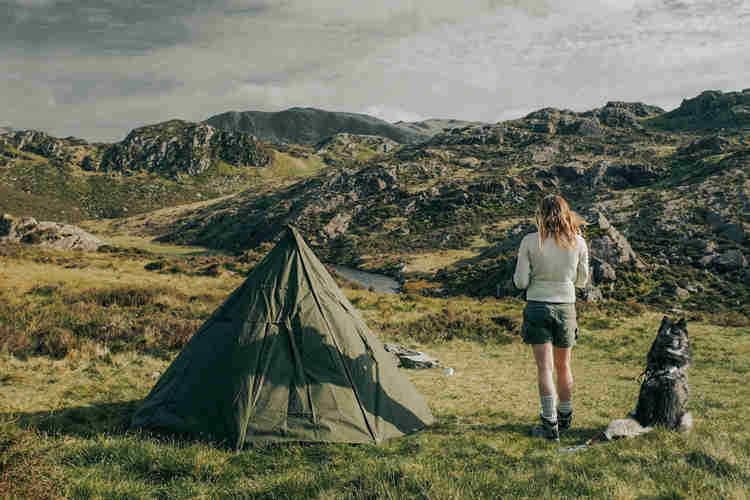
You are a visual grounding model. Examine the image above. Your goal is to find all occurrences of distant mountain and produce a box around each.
[648,89,750,130]
[394,119,489,136]
[0,126,15,135]
[204,107,430,145]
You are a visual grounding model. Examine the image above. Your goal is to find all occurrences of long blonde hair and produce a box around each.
[535,194,583,250]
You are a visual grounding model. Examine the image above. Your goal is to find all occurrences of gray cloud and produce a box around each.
[2,0,749,141]
[2,0,227,53]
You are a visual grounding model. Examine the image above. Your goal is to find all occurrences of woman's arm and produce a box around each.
[574,239,589,288]
[513,235,531,290]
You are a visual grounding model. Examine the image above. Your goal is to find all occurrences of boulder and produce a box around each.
[604,163,662,188]
[323,212,352,239]
[714,250,747,271]
[698,254,717,268]
[703,210,724,228]
[596,105,641,129]
[560,117,605,137]
[589,212,646,269]
[685,238,717,255]
[552,164,587,182]
[579,284,603,303]
[0,213,102,251]
[592,257,617,283]
[678,135,730,155]
[384,344,440,369]
[586,162,608,188]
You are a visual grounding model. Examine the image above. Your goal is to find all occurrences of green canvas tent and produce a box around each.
[131,226,434,447]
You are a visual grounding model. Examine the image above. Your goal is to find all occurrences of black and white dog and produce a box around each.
[604,316,693,440]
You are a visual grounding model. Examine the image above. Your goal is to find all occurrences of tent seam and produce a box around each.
[293,229,377,442]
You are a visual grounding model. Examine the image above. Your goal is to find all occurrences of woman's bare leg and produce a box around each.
[553,346,573,403]
[532,343,555,397]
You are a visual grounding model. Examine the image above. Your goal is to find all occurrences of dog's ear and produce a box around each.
[676,317,686,328]
[660,316,671,329]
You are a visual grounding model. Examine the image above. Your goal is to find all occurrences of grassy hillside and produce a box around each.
[1,241,748,499]
[0,147,328,223]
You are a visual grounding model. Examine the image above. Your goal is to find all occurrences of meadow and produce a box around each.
[1,241,748,499]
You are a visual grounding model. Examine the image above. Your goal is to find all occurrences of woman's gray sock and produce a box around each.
[541,395,556,421]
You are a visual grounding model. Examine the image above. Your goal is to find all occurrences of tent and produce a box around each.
[131,225,434,447]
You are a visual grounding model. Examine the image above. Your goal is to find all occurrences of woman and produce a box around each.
[513,194,589,441]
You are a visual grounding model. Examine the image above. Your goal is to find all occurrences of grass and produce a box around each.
[1,242,749,499]
[261,151,327,180]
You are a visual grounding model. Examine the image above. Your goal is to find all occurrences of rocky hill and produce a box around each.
[99,120,272,177]
[0,129,102,169]
[648,89,750,131]
[314,133,400,166]
[157,91,749,316]
[0,120,273,177]
[394,119,489,136]
[204,107,430,145]
[0,121,307,221]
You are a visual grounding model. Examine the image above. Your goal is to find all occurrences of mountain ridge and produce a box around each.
[204,107,431,145]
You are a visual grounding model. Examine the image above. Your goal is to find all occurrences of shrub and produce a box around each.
[69,286,171,308]
[36,327,78,358]
[380,306,517,344]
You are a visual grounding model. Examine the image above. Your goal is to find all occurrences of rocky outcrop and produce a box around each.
[204,107,429,145]
[429,100,662,148]
[427,124,506,146]
[678,135,731,156]
[100,120,271,177]
[394,119,488,137]
[714,249,747,271]
[652,89,750,130]
[0,213,102,251]
[323,212,353,239]
[0,130,94,167]
[604,163,664,188]
[584,101,664,130]
[315,133,399,161]
[589,212,646,269]
[560,117,606,137]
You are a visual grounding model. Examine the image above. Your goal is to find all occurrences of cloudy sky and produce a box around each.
[2,0,749,142]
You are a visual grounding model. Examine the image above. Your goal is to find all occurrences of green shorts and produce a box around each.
[521,301,578,348]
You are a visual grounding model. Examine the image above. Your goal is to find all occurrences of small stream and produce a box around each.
[328,264,401,294]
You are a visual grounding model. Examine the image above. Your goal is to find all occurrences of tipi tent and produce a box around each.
[131,226,434,447]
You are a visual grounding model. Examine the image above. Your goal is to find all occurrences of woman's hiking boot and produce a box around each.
[530,415,560,441]
[557,410,573,432]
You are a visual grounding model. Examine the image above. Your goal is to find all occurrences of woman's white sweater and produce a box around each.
[513,232,589,303]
